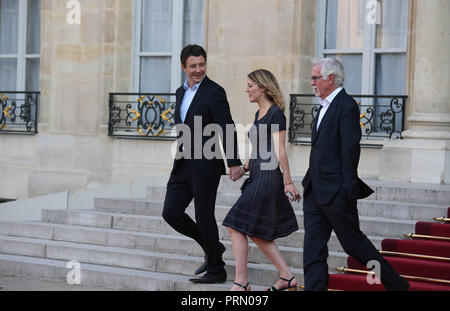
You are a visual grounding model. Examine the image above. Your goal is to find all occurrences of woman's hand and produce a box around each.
[285,183,301,202]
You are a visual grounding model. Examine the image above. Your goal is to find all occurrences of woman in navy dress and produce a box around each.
[222,69,300,291]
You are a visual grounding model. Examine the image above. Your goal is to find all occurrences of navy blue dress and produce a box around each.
[222,105,299,241]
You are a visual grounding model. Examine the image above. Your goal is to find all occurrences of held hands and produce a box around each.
[285,183,301,202]
[229,166,246,181]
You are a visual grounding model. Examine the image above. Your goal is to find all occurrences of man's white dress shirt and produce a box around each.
[180,79,203,123]
[316,86,343,130]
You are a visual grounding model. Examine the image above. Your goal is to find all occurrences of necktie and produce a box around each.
[313,105,323,136]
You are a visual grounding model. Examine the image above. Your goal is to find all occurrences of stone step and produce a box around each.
[4,176,446,292]
[99,194,449,222]
[0,234,306,287]
[367,180,450,206]
[91,200,416,238]
[212,176,450,205]
[3,176,446,292]
[0,274,115,291]
[0,253,266,291]
[42,208,400,246]
[0,219,348,270]
[0,216,363,258]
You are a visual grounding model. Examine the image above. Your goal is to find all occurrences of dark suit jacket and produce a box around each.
[172,75,241,176]
[302,88,373,205]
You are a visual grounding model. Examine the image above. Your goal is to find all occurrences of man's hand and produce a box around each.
[229,166,245,181]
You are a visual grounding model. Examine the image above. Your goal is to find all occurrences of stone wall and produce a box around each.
[1,0,448,200]
[380,0,450,184]
[205,0,317,177]
[1,0,133,199]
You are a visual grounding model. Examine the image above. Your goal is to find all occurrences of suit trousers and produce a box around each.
[162,159,225,274]
[302,185,406,291]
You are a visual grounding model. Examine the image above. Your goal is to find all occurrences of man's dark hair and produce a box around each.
[180,44,207,67]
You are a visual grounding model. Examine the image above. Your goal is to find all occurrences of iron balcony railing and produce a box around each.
[108,92,176,139]
[0,91,39,134]
[288,94,407,147]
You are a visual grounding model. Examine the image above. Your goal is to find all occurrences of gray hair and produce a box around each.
[312,58,345,87]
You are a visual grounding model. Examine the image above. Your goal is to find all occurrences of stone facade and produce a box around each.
[380,0,450,184]
[0,0,449,200]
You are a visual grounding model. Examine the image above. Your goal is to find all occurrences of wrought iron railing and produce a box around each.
[288,94,407,147]
[108,92,176,139]
[0,91,39,134]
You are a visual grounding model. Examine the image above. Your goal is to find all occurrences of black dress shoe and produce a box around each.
[389,278,410,291]
[194,259,208,275]
[189,271,227,284]
[194,243,226,275]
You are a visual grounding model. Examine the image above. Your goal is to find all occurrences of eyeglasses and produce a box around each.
[311,75,325,82]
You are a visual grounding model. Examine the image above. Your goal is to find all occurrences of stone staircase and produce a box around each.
[0,176,449,291]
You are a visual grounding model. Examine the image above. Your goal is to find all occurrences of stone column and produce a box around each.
[380,0,450,184]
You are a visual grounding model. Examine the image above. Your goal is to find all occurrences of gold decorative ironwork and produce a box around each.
[3,105,12,118]
[357,101,366,128]
[137,95,146,104]
[160,108,172,123]
[0,94,8,131]
[155,127,166,136]
[0,92,39,134]
[108,92,175,139]
[129,109,141,122]
[288,94,407,144]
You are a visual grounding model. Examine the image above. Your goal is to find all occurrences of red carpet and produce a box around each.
[329,273,450,291]
[415,222,450,238]
[328,206,450,291]
[347,255,450,281]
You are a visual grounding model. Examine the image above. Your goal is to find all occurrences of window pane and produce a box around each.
[183,0,204,46]
[141,0,173,52]
[376,0,409,49]
[0,0,18,54]
[374,53,406,135]
[325,0,364,49]
[326,53,362,94]
[27,0,41,54]
[182,0,204,83]
[0,59,17,90]
[375,54,406,94]
[26,58,40,91]
[140,57,171,93]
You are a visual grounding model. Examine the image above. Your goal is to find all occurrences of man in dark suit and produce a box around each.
[162,45,243,284]
[301,58,409,291]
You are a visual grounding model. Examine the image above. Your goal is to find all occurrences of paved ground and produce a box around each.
[0,274,115,291]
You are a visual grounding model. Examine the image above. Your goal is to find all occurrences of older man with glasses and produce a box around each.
[301,57,410,291]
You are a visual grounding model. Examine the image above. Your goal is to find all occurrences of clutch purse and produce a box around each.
[240,177,252,194]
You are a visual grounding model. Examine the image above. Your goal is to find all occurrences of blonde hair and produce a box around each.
[248,69,286,112]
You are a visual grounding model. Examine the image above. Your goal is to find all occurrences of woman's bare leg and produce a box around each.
[227,227,251,291]
[250,236,297,290]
